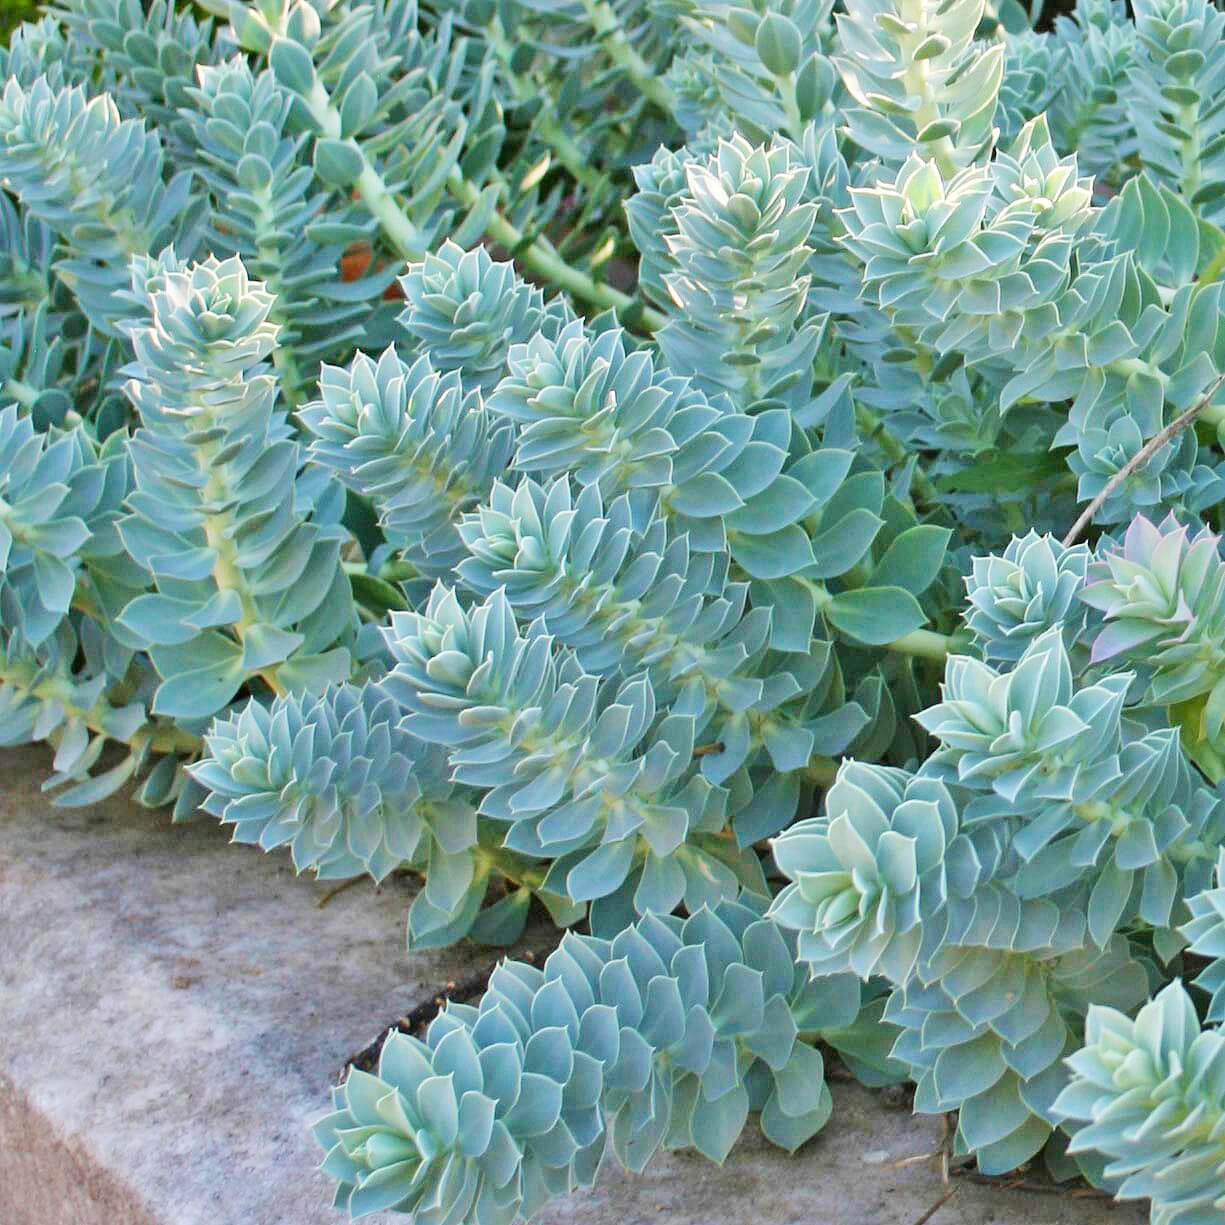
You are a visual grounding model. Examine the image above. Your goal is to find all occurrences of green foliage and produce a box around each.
[7,3,1225,1223]
[0,2,37,39]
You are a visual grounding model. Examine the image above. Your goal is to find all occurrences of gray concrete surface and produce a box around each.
[0,743,1147,1225]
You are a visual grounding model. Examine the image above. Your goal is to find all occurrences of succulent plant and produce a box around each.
[656,135,822,414]
[115,254,354,719]
[916,628,1130,802]
[9,3,1225,1221]
[0,75,202,334]
[894,919,1149,1174]
[1083,513,1225,706]
[770,762,984,982]
[1180,850,1225,1023]
[397,242,574,395]
[192,682,460,882]
[963,532,1092,663]
[318,900,899,1221]
[382,584,764,925]
[303,347,514,579]
[1056,980,1225,1224]
[0,403,128,646]
[181,56,386,403]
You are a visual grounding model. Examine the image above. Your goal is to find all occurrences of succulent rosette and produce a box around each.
[964,531,1091,663]
[770,762,972,982]
[1055,980,1225,1225]
[1180,849,1225,1022]
[192,682,458,881]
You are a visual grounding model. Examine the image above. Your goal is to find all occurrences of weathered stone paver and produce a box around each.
[0,744,1146,1225]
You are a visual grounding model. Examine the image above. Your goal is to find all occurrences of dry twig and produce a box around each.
[910,1185,960,1225]
[316,876,366,908]
[1063,372,1225,546]
[951,1169,1113,1200]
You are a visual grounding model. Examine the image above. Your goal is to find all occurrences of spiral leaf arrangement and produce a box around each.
[4,3,1225,1222]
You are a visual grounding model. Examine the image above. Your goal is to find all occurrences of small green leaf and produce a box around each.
[755,13,803,76]
[825,586,926,645]
[268,36,316,95]
[338,72,378,139]
[236,153,272,192]
[794,53,835,119]
[913,34,951,60]
[916,118,960,142]
[934,452,1068,494]
[349,571,410,617]
[870,525,951,595]
[314,138,364,188]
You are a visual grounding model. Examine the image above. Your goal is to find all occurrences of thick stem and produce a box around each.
[580,0,675,113]
[352,161,428,261]
[4,376,38,409]
[887,626,960,661]
[1100,358,1225,429]
[1178,100,1203,206]
[298,74,661,326]
[486,18,605,196]
[496,554,834,778]
[1110,356,1169,384]
[806,579,960,661]
[856,402,941,507]
[477,845,548,894]
[253,192,307,409]
[773,71,805,144]
[299,82,430,260]
[196,426,286,696]
[447,168,667,328]
[900,47,958,178]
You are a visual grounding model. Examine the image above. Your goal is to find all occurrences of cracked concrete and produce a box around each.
[0,744,1146,1225]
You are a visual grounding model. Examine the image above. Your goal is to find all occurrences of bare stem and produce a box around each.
[581,0,675,112]
[446,169,667,329]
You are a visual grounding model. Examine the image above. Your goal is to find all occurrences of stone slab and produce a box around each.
[0,744,1147,1225]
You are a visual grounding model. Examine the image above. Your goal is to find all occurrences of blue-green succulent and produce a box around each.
[1181,850,1225,1023]
[1055,980,1225,1224]
[116,254,354,720]
[770,762,982,982]
[317,900,900,1220]
[397,242,574,395]
[192,682,458,882]
[5,3,1225,1222]
[382,584,765,925]
[963,531,1092,663]
[303,347,514,580]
